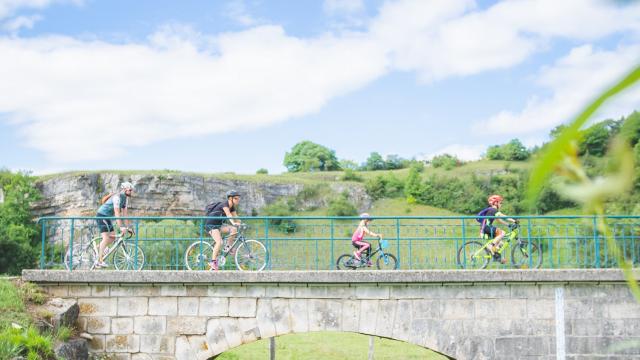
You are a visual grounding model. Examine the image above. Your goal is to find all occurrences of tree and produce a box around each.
[256,168,268,175]
[485,145,503,160]
[431,154,461,170]
[502,139,530,161]
[579,119,620,156]
[620,111,640,146]
[283,141,341,172]
[385,154,405,170]
[0,170,41,274]
[365,152,386,171]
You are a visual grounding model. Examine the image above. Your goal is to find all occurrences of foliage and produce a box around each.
[0,327,55,360]
[364,152,386,171]
[365,173,404,200]
[339,159,359,171]
[485,139,530,161]
[256,168,268,175]
[430,154,462,170]
[326,194,357,217]
[260,200,297,233]
[283,141,341,172]
[340,169,363,182]
[527,63,640,303]
[578,119,620,156]
[0,170,41,274]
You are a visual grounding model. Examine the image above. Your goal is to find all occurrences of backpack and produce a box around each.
[476,207,493,223]
[205,201,222,215]
[100,192,115,205]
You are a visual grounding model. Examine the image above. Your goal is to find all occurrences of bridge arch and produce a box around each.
[23,269,640,360]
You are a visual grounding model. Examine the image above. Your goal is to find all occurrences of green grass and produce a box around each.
[0,278,30,330]
[217,332,447,360]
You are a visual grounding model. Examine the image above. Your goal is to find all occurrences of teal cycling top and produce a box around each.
[97,192,128,216]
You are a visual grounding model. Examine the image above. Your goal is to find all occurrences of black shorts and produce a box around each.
[205,219,224,233]
[97,214,114,233]
[482,225,497,238]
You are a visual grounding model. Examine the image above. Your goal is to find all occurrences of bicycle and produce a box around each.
[184,223,268,271]
[456,222,542,269]
[64,229,145,270]
[336,237,398,270]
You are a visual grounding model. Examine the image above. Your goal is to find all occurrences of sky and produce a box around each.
[1,0,640,175]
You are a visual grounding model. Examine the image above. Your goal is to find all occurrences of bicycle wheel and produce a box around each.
[185,241,214,270]
[113,242,145,270]
[457,241,490,269]
[235,240,267,271]
[376,253,398,270]
[64,241,96,270]
[336,254,358,270]
[511,241,542,269]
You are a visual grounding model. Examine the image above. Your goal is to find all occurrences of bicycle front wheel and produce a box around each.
[64,241,97,270]
[113,243,145,270]
[457,241,490,269]
[235,240,267,271]
[336,254,357,270]
[185,241,214,270]
[511,241,542,269]
[376,253,398,270]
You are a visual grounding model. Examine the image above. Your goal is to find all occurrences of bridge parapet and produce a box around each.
[22,269,640,360]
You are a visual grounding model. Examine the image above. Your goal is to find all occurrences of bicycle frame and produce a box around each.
[472,224,519,259]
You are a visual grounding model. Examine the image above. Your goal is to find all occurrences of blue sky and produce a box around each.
[1,0,640,175]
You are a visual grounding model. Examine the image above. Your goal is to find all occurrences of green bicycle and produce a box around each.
[64,229,145,270]
[456,223,542,269]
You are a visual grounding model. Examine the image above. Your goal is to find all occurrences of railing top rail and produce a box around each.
[36,215,640,222]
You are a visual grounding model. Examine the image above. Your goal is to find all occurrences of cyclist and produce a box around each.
[205,190,242,270]
[95,182,134,268]
[478,194,518,263]
[351,213,382,266]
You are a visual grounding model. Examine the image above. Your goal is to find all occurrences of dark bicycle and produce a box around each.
[456,223,542,269]
[184,223,267,271]
[336,237,398,270]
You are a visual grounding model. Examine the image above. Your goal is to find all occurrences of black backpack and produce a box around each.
[476,207,493,223]
[205,201,222,215]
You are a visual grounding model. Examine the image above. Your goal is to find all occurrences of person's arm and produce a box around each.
[362,226,382,238]
[223,207,240,226]
[496,211,516,225]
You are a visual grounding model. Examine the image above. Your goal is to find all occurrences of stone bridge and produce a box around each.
[22,269,640,360]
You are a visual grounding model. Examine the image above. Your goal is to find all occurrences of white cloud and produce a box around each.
[2,14,40,33]
[371,0,640,82]
[0,26,388,162]
[476,44,640,135]
[224,0,262,27]
[2,0,640,163]
[0,0,81,19]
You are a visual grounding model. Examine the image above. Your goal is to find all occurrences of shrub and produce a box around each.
[431,154,462,170]
[327,196,358,217]
[256,168,268,175]
[340,169,363,182]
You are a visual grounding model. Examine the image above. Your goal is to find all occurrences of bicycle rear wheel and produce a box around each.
[185,241,214,270]
[511,241,542,269]
[64,240,97,270]
[113,243,145,270]
[235,240,267,271]
[376,253,398,270]
[336,254,358,270]
[457,241,490,269]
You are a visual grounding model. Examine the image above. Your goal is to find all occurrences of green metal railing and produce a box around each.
[37,215,640,270]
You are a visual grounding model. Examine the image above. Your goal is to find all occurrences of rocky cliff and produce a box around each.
[32,172,371,217]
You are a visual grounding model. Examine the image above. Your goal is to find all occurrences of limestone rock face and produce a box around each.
[32,173,372,217]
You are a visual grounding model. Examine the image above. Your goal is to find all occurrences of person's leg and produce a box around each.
[96,219,115,266]
[353,240,370,260]
[221,225,237,250]
[209,228,223,270]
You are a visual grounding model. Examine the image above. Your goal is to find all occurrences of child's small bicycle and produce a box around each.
[64,229,145,270]
[336,237,398,270]
[456,223,542,269]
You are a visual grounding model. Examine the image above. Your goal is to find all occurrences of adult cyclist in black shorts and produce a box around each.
[205,190,241,270]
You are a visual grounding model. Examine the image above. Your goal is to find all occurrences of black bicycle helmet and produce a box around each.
[226,190,240,198]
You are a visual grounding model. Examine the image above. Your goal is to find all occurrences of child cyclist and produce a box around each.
[479,194,518,263]
[352,213,382,265]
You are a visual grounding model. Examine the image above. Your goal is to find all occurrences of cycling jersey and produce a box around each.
[97,192,128,216]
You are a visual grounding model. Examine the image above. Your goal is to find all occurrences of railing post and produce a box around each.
[134,218,139,270]
[199,218,205,270]
[330,218,334,270]
[69,219,75,271]
[593,216,600,268]
[396,218,401,269]
[40,220,46,269]
[527,217,535,268]
[460,218,466,269]
[265,218,271,270]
